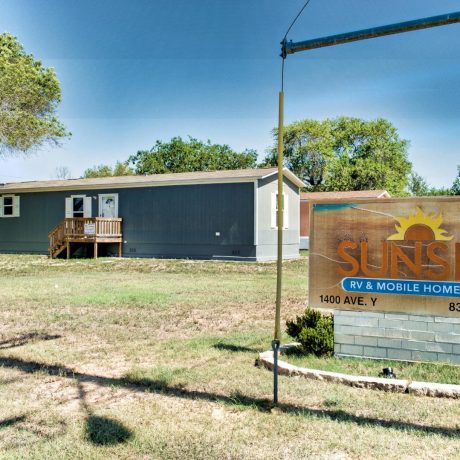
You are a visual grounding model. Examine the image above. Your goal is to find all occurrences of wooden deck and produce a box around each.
[48,217,123,259]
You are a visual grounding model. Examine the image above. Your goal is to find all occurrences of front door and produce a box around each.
[99,194,118,218]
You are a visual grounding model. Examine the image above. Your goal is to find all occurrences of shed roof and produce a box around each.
[301,190,390,201]
[0,167,305,193]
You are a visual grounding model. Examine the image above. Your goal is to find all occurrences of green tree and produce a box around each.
[113,161,135,176]
[262,117,412,195]
[408,172,430,196]
[83,161,134,178]
[262,119,335,188]
[408,171,453,196]
[425,187,453,196]
[127,136,257,175]
[451,165,460,195]
[0,34,69,155]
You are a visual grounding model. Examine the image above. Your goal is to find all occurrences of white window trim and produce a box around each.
[0,194,20,218]
[98,193,119,218]
[271,192,289,230]
[65,195,92,218]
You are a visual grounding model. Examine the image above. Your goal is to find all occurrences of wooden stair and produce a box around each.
[48,217,123,259]
[51,241,68,259]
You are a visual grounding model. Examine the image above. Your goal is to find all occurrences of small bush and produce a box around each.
[286,308,334,357]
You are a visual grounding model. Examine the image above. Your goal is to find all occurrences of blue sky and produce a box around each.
[1,0,459,187]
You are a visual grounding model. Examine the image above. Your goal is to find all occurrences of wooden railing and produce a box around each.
[48,221,66,252]
[48,217,122,257]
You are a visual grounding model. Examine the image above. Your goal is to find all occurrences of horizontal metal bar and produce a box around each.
[283,11,460,56]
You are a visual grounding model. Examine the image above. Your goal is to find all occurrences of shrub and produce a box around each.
[286,308,334,357]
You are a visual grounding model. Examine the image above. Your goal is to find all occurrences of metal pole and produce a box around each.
[274,90,284,342]
[283,11,460,56]
[272,339,280,405]
[272,90,284,405]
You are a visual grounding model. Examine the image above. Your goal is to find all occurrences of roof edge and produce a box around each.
[300,189,391,200]
[0,167,307,193]
[261,168,306,188]
[0,176,259,194]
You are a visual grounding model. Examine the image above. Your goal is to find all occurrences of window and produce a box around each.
[65,195,92,218]
[73,197,84,217]
[0,195,20,218]
[271,192,289,229]
[3,197,13,216]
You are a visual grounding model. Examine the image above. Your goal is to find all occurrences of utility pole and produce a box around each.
[272,10,460,405]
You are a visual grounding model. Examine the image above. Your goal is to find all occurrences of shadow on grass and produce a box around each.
[75,377,133,446]
[0,332,61,350]
[85,415,132,445]
[281,346,305,357]
[213,343,260,353]
[0,415,26,429]
[1,355,459,439]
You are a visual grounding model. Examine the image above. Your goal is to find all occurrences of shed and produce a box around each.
[0,167,304,261]
[300,190,390,249]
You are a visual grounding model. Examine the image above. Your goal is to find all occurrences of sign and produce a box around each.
[84,223,96,235]
[309,198,460,317]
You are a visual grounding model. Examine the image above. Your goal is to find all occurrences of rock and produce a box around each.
[258,348,460,399]
[408,381,460,398]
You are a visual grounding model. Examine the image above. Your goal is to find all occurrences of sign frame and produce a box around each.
[309,196,460,317]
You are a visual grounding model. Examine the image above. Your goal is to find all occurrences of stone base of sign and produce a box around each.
[299,236,309,250]
[258,346,460,398]
[334,310,460,365]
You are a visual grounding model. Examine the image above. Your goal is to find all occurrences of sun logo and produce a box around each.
[387,207,453,241]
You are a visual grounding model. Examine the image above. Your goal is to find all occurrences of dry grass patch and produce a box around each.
[0,254,459,459]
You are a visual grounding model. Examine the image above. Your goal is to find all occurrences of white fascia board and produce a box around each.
[260,168,306,188]
[377,191,391,198]
[0,177,257,194]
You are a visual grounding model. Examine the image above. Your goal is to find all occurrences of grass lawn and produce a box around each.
[0,254,460,459]
[284,351,460,385]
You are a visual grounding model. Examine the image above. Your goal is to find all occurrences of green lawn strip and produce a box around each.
[122,330,273,388]
[283,351,460,385]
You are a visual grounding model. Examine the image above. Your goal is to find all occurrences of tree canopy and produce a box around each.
[407,172,453,196]
[451,165,460,196]
[0,34,69,155]
[127,136,257,175]
[83,161,134,178]
[262,117,412,195]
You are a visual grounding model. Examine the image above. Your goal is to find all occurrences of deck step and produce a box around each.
[50,242,66,259]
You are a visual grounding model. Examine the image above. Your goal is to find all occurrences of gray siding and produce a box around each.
[120,183,255,259]
[256,176,300,261]
[0,182,256,260]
